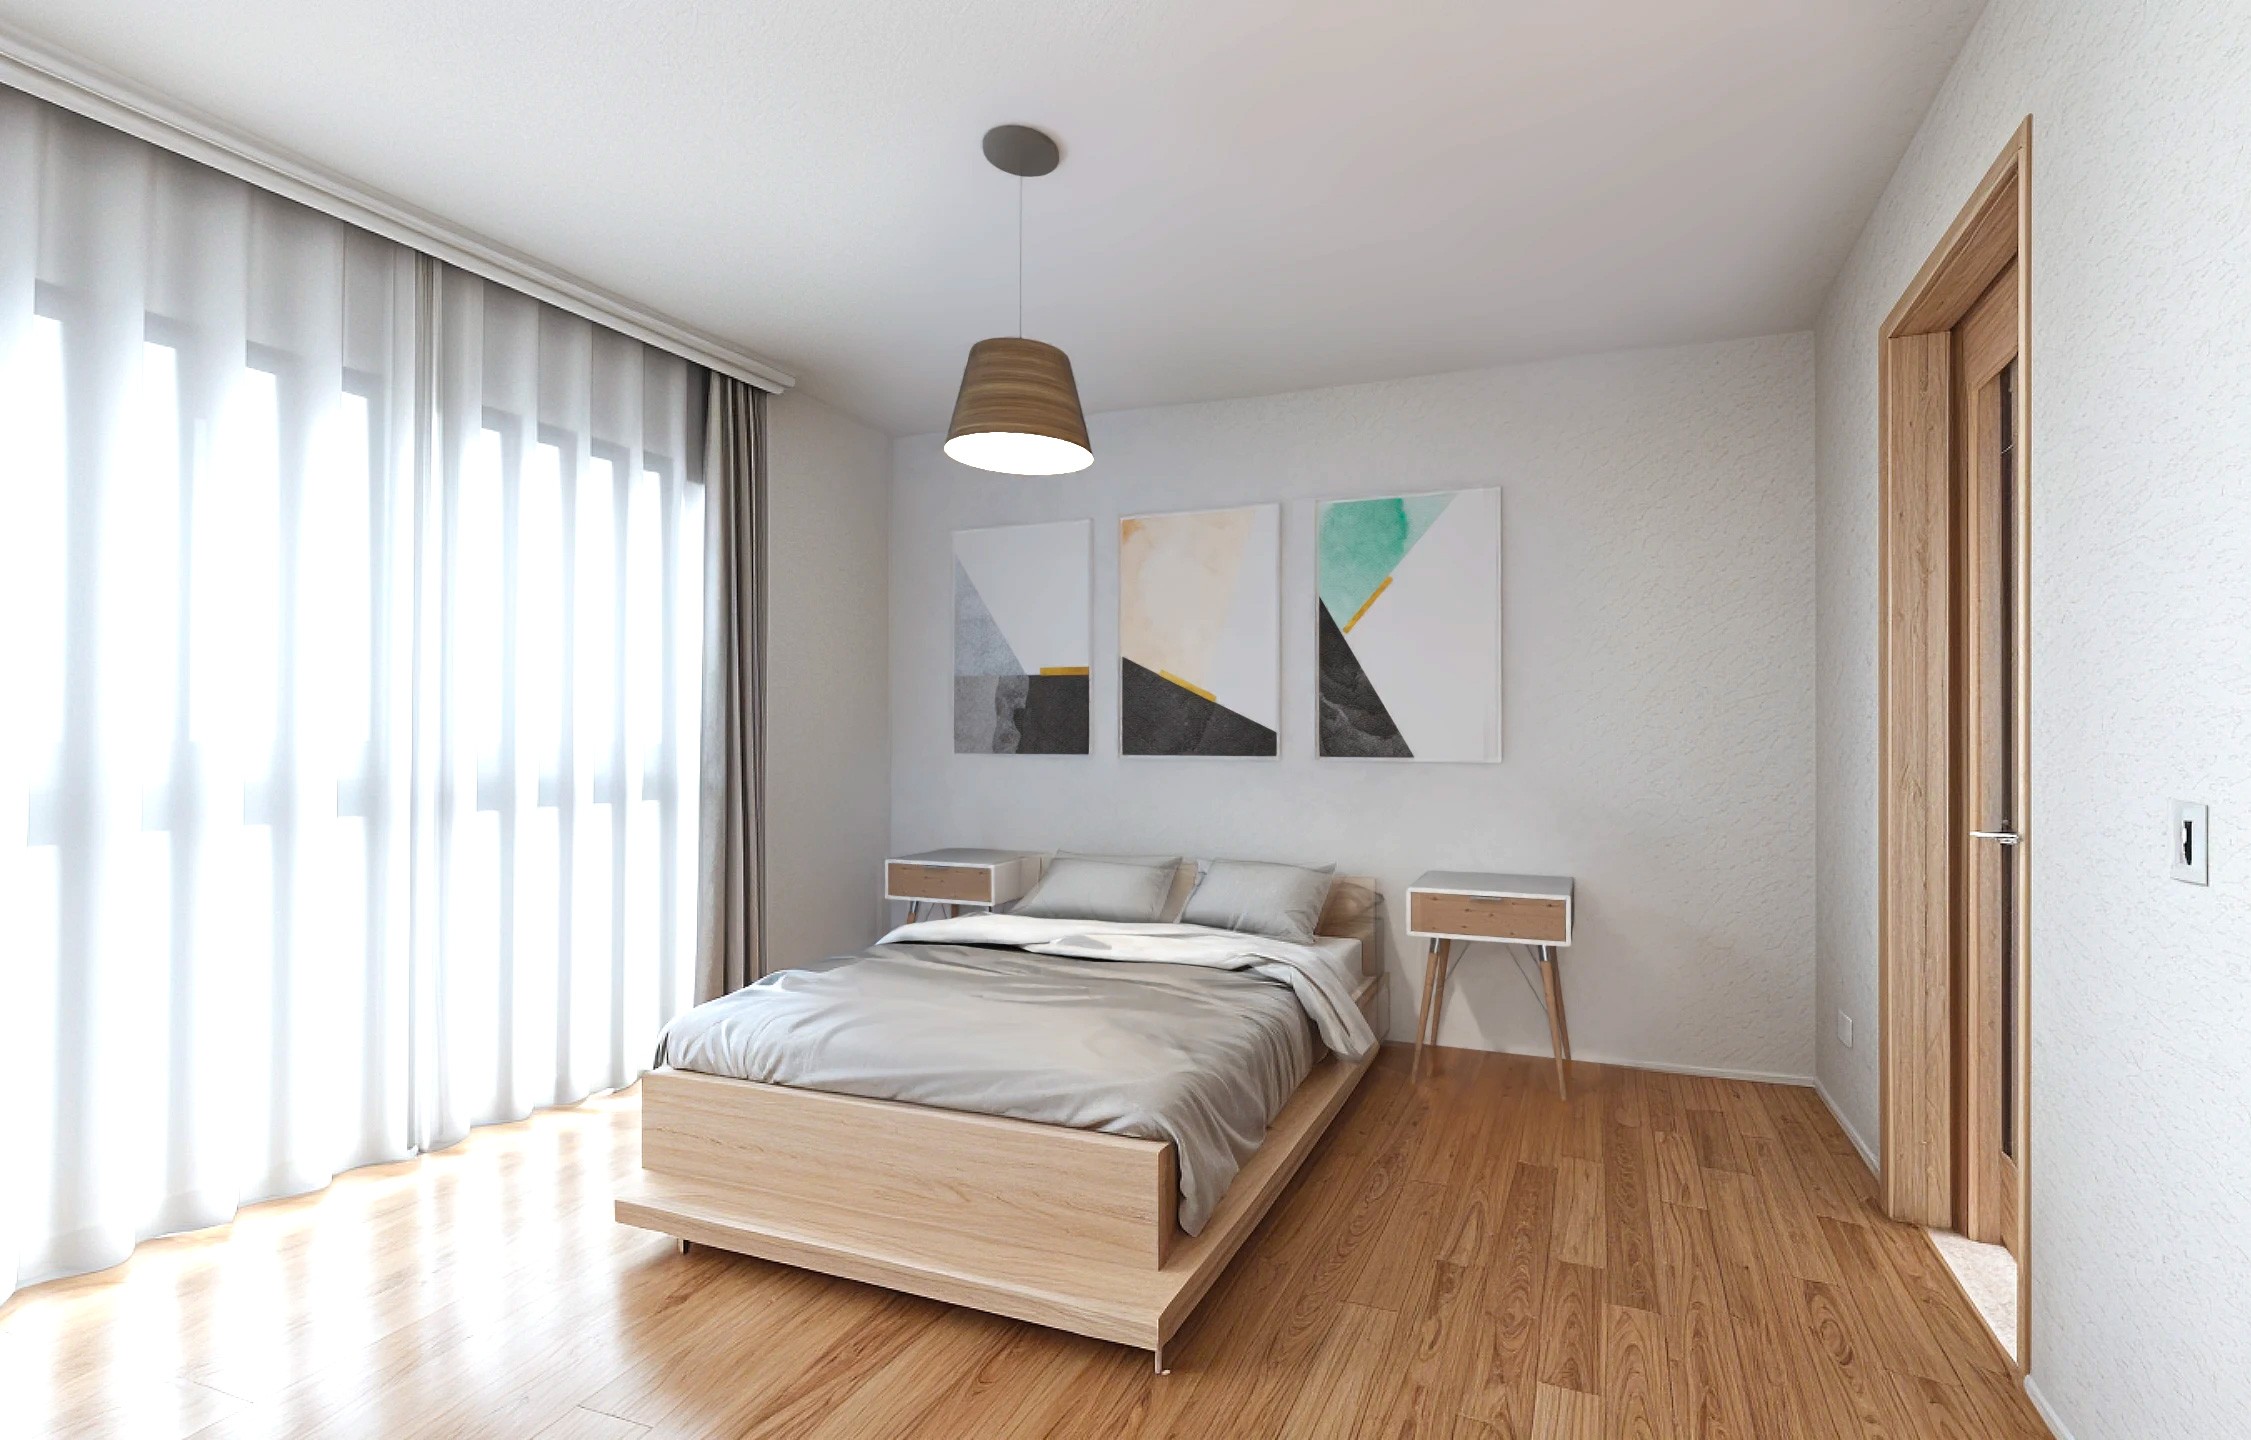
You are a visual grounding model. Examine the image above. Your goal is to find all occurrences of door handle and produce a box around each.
[1970,829,2020,846]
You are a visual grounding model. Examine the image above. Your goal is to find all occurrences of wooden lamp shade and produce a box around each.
[944,337,1093,475]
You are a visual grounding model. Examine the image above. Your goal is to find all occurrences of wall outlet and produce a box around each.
[1835,1010,1853,1048]
[2172,800,2210,885]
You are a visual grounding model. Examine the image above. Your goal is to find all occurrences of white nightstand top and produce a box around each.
[1408,870,1574,901]
[891,848,1037,868]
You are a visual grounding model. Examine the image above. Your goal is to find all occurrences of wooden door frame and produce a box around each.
[1877,117,2032,1367]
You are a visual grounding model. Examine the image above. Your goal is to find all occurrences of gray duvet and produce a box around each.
[653,914,1376,1235]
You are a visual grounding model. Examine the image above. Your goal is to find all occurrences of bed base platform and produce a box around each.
[615,877,1385,1372]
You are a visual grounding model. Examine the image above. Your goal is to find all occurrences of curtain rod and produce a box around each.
[0,21,795,394]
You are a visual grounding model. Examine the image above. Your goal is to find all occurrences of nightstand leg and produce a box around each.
[1413,939,1439,1077]
[1414,938,1452,1079]
[1428,940,1454,1045]
[1538,944,1571,1099]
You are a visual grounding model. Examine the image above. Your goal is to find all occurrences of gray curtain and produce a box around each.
[696,374,768,1000]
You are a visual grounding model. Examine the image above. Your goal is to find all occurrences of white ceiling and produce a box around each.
[1,0,1982,434]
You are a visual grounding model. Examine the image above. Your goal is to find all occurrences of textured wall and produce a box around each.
[764,390,893,970]
[891,335,1817,1080]
[1813,1,2251,1434]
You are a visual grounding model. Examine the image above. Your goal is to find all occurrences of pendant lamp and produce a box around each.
[944,125,1092,475]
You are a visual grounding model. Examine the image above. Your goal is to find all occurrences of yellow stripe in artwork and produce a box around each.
[1158,669,1217,702]
[1037,666,1090,677]
[1343,575,1393,633]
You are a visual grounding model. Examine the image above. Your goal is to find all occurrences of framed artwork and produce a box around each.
[952,519,1090,754]
[1118,504,1280,756]
[1316,487,1502,761]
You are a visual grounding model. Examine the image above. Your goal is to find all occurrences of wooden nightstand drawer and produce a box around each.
[1409,891,1568,943]
[886,862,992,904]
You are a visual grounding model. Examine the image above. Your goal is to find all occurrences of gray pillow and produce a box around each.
[1179,860,1336,944]
[1012,852,1182,923]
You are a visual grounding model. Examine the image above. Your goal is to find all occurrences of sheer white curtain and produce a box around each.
[418,268,704,1151]
[0,87,704,1301]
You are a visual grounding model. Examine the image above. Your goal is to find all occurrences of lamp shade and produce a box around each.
[943,337,1093,475]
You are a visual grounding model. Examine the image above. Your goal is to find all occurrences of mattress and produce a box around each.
[654,922,1370,1235]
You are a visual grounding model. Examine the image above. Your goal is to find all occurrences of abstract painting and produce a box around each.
[1119,504,1280,756]
[1317,487,1501,761]
[953,519,1090,754]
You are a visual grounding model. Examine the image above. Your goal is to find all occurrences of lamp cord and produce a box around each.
[1016,173,1024,338]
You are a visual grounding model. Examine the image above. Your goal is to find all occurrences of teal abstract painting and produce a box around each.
[1316,488,1500,761]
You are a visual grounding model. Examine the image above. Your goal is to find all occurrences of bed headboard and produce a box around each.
[1317,876,1382,975]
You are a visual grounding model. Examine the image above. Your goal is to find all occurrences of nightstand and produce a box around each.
[1405,871,1576,1096]
[885,849,1043,923]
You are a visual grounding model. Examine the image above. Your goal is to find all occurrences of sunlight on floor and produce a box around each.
[1925,1227,2018,1362]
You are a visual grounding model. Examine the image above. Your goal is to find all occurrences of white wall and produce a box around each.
[764,389,893,969]
[1813,2,2251,1434]
[891,335,1817,1080]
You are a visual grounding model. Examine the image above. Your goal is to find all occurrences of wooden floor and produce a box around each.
[0,1046,2048,1439]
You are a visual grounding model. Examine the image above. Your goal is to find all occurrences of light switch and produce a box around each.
[2171,801,2209,885]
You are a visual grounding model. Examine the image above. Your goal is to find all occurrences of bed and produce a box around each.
[613,873,1385,1372]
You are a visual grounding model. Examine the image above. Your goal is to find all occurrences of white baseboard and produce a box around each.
[1411,1039,1815,1089]
[1814,1082,1880,1174]
[1607,1055,1817,1088]
[2024,1376,2075,1440]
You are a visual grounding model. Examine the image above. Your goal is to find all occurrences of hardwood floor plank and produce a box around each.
[33,1375,251,1440]
[1651,1201,1757,1440]
[1608,1068,1648,1129]
[1793,1278,1914,1438]
[582,1278,926,1436]
[1649,1130,1709,1210]
[1553,1158,1606,1269]
[1738,1132,1844,1286]
[1717,1081,1782,1140]
[1762,1097,1874,1226]
[1686,1110,1748,1176]
[1426,1056,1525,1283]
[1700,1173,1820,1440]
[1818,1217,1961,1385]
[1350,1181,1451,1311]
[1349,1257,1478,1439]
[530,1408,651,1439]
[1599,1304,1669,1440]
[1,1054,2039,1440]
[1641,1071,1685,1135]
[1458,1162,1557,1435]
[802,1309,1022,1440]
[1013,1346,1149,1440]
[1601,1123,1660,1314]
[1559,1064,1608,1164]
[897,1329,1104,1440]
[1529,1382,1604,1439]
[1858,1220,2014,1380]
[1887,1373,2006,1440]
[1770,1087,1880,1210]
[1277,1302,1398,1440]
[1949,1369,2053,1440]
[1673,1075,1733,1115]
[1536,1261,1603,1396]
[1410,1050,1491,1185]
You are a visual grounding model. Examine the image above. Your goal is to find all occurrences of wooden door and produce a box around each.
[1955,263,2023,1255]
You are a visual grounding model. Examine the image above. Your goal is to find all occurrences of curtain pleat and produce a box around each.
[0,84,707,1300]
[416,271,705,1151]
[695,376,765,1000]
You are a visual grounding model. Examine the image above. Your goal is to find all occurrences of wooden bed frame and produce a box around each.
[614,875,1386,1372]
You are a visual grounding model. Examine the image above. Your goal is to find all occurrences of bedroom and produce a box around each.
[1,2,2244,1437]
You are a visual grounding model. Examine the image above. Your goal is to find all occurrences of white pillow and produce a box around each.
[1179,860,1336,944]
[1012,852,1181,923]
